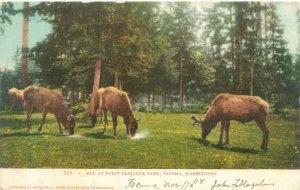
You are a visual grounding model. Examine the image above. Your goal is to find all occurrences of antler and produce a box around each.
[190,115,202,125]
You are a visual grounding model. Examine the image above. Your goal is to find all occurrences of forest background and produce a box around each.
[0,1,299,113]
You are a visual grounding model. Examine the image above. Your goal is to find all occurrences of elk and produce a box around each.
[23,85,75,135]
[191,93,269,151]
[90,87,139,137]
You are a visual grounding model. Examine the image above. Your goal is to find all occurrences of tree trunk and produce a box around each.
[162,92,166,111]
[21,2,29,88]
[147,93,151,110]
[235,4,243,94]
[179,76,183,110]
[119,80,123,90]
[170,95,173,112]
[229,6,235,70]
[250,2,262,96]
[114,63,120,89]
[179,57,184,110]
[238,50,243,94]
[250,62,254,96]
[151,91,155,110]
[89,60,101,115]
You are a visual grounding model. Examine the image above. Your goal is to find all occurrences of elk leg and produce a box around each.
[99,111,103,124]
[219,121,225,144]
[26,104,33,133]
[38,112,47,133]
[103,110,108,133]
[55,116,63,134]
[225,121,230,144]
[256,120,269,151]
[112,113,118,137]
[99,98,105,127]
[90,114,97,128]
[123,117,129,135]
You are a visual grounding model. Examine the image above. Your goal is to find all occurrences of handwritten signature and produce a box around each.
[125,178,275,190]
[211,178,275,190]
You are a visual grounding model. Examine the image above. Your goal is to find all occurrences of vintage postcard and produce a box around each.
[0,0,299,189]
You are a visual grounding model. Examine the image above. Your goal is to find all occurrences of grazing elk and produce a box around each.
[191,93,269,151]
[23,85,75,135]
[90,86,139,137]
[8,88,24,112]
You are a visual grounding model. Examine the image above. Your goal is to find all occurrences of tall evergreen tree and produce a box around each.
[0,2,14,35]
[202,2,295,106]
[163,2,199,110]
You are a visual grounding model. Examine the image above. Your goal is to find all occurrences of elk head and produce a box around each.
[127,116,141,137]
[190,115,213,140]
[65,114,75,135]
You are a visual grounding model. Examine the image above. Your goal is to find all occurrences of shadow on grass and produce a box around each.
[0,118,27,130]
[1,131,43,138]
[0,117,57,130]
[192,137,261,154]
[77,124,94,129]
[82,132,127,140]
[0,131,66,138]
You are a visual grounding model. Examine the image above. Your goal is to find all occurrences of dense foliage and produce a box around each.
[0,2,299,111]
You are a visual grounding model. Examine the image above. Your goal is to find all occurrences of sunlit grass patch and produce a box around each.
[0,110,299,168]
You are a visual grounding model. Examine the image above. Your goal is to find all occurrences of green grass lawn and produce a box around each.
[0,110,299,169]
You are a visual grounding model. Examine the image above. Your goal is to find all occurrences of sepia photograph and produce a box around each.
[0,0,299,189]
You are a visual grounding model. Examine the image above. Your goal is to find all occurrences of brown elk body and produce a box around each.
[91,86,138,137]
[8,88,24,111]
[23,85,75,135]
[191,93,269,151]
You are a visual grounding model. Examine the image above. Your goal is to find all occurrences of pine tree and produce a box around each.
[0,2,14,35]
[163,2,199,110]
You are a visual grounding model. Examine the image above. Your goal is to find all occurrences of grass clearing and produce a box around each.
[0,110,299,169]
